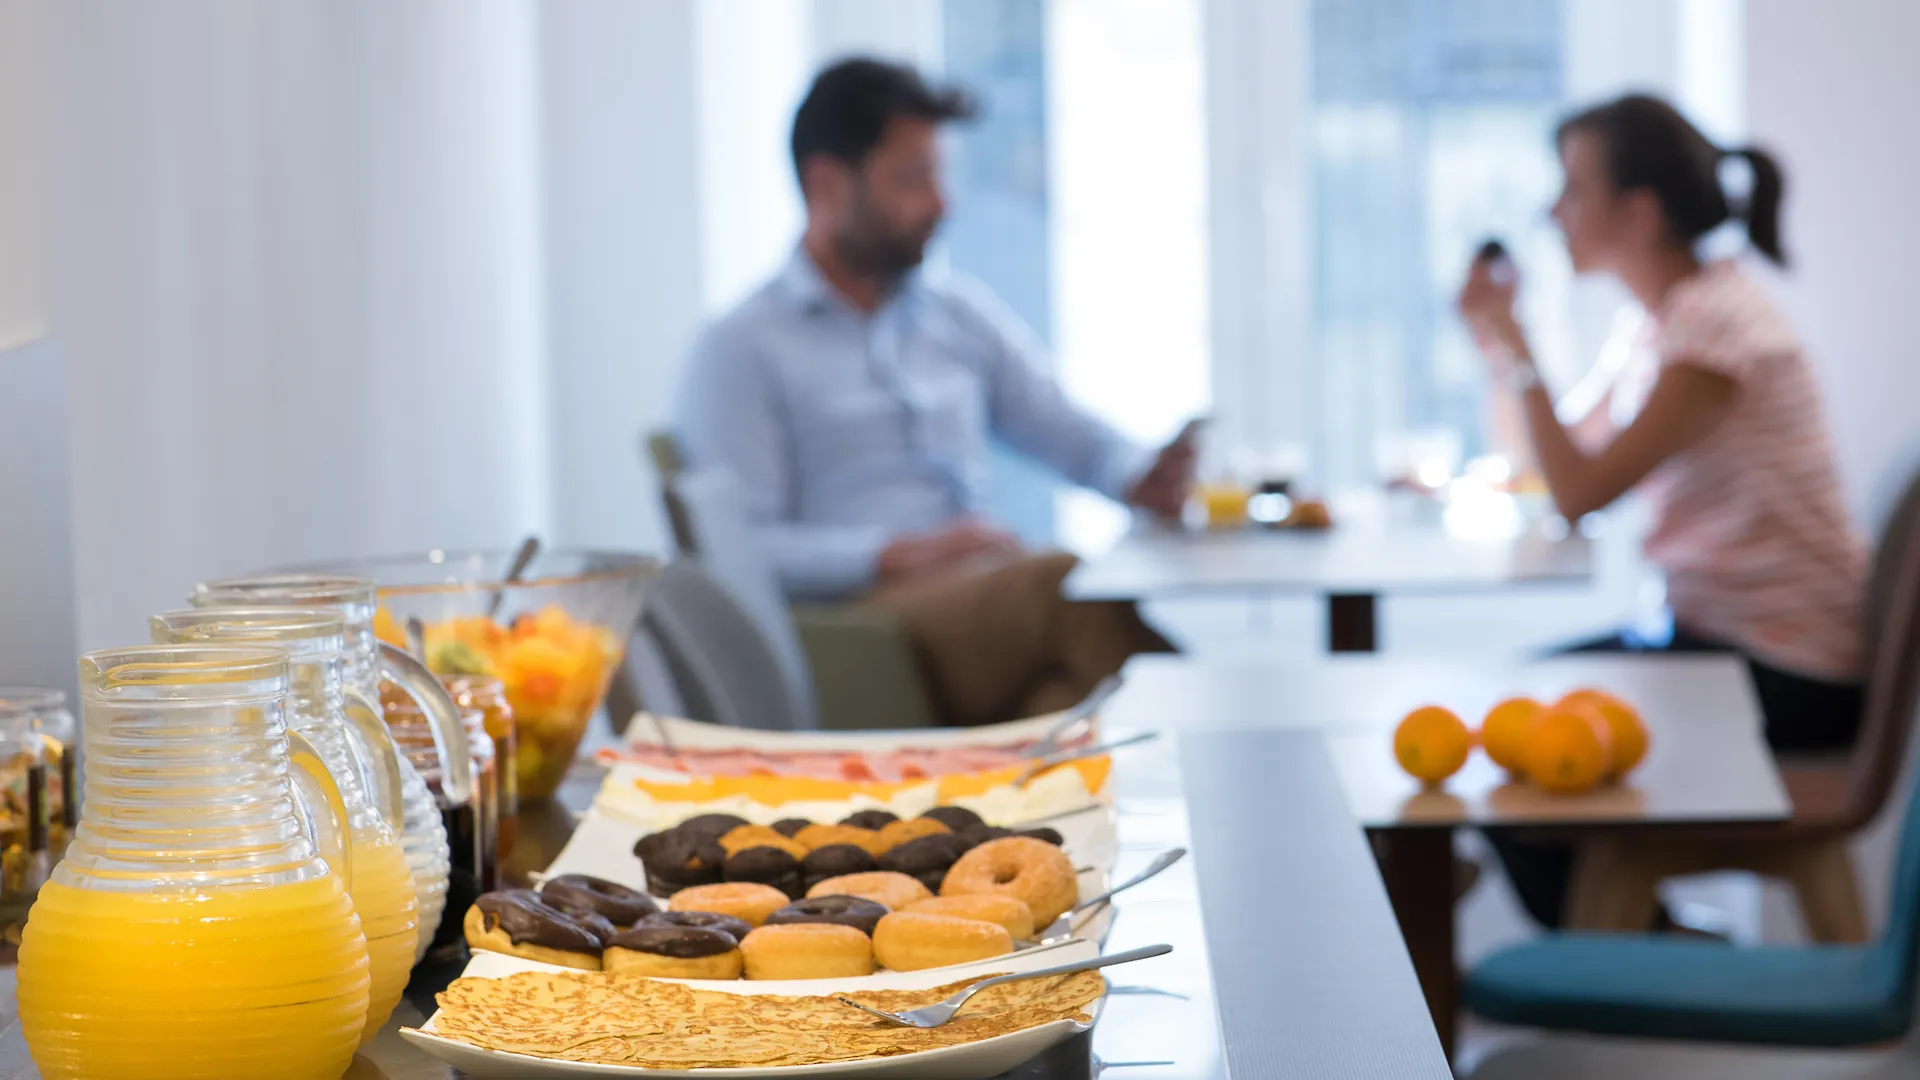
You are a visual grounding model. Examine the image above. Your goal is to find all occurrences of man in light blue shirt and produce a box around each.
[676,58,1193,726]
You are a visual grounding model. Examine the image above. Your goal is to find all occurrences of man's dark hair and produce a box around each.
[790,58,976,188]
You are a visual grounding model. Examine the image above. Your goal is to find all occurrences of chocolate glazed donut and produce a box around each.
[764,895,888,937]
[771,817,813,838]
[724,846,805,899]
[607,924,740,959]
[801,844,876,893]
[542,898,618,946]
[541,874,659,927]
[637,910,753,943]
[918,805,985,833]
[474,890,603,952]
[677,813,752,839]
[635,830,726,895]
[878,833,969,893]
[839,809,899,831]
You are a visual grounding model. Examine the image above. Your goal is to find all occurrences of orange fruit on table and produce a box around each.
[1522,705,1613,794]
[1479,697,1544,775]
[1557,689,1649,779]
[1394,705,1472,787]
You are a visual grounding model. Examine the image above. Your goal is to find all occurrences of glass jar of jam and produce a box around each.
[0,693,53,943]
[386,692,497,959]
[443,674,517,860]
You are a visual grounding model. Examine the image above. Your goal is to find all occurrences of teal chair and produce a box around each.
[1467,473,1920,1047]
[1465,724,1920,1048]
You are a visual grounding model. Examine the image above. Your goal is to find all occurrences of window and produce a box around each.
[1308,0,1568,489]
[932,0,1731,538]
[941,0,1210,550]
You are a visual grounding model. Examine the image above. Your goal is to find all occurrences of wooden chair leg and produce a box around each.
[1564,837,1662,932]
[1782,842,1869,944]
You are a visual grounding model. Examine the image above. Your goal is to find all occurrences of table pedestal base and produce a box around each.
[1373,827,1457,1060]
[1327,593,1379,652]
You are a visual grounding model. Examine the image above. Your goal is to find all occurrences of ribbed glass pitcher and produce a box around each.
[17,646,370,1080]
[151,608,418,1043]
[192,574,471,963]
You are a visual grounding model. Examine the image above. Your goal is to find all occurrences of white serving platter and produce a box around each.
[620,712,1082,754]
[402,940,1106,1079]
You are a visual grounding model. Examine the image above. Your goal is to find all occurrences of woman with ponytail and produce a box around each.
[1458,94,1867,930]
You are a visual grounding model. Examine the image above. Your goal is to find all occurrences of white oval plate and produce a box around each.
[402,942,1103,1079]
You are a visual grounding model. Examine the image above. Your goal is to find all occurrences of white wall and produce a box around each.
[0,0,43,348]
[1747,0,1920,522]
[0,338,78,696]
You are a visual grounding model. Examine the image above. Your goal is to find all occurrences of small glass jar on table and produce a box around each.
[0,694,55,942]
[444,673,517,860]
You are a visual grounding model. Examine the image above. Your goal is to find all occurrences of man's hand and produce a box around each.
[876,518,1022,585]
[1126,430,1199,520]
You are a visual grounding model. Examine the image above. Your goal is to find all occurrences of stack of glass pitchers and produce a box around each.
[12,572,520,1079]
[190,575,474,962]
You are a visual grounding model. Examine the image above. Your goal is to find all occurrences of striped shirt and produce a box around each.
[1614,260,1866,681]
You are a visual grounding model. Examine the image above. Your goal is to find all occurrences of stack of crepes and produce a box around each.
[595,757,1112,833]
[431,968,1105,1067]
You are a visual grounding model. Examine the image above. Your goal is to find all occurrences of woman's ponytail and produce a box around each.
[1723,146,1788,267]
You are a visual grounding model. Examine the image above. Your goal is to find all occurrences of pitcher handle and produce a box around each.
[286,729,353,891]
[342,686,409,833]
[377,642,473,806]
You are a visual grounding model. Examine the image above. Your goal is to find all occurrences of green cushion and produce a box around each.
[1465,935,1914,1047]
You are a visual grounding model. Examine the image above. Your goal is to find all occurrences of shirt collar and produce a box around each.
[778,245,925,318]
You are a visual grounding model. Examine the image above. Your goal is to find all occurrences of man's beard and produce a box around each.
[836,205,934,280]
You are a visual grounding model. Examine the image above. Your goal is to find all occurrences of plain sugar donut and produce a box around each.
[938,836,1077,927]
[739,923,876,980]
[872,911,1014,972]
[668,882,790,927]
[804,870,930,912]
[905,894,1036,941]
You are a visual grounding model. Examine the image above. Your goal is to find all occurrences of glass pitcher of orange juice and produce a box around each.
[151,608,418,1043]
[18,645,370,1080]
[192,574,471,964]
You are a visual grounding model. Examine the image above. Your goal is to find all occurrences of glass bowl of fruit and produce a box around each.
[294,548,656,802]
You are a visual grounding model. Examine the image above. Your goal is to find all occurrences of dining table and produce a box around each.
[0,721,1454,1078]
[1103,653,1793,1057]
[1066,490,1594,651]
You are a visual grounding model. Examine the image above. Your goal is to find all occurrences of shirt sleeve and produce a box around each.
[947,282,1153,501]
[675,321,890,601]
[1657,266,1790,384]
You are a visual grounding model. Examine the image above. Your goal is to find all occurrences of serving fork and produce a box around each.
[835,944,1172,1028]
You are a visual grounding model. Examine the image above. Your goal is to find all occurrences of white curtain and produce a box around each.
[38,0,550,649]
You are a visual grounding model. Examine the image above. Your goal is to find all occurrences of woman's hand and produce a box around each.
[1456,256,1529,368]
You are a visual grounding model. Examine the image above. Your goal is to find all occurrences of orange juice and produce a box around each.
[18,875,370,1080]
[352,835,420,1043]
[147,607,422,1042]
[1199,481,1252,529]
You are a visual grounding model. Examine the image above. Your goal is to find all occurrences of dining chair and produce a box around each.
[641,559,813,732]
[1563,463,1920,942]
[645,432,940,730]
[1464,700,1920,1048]
[601,623,687,737]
